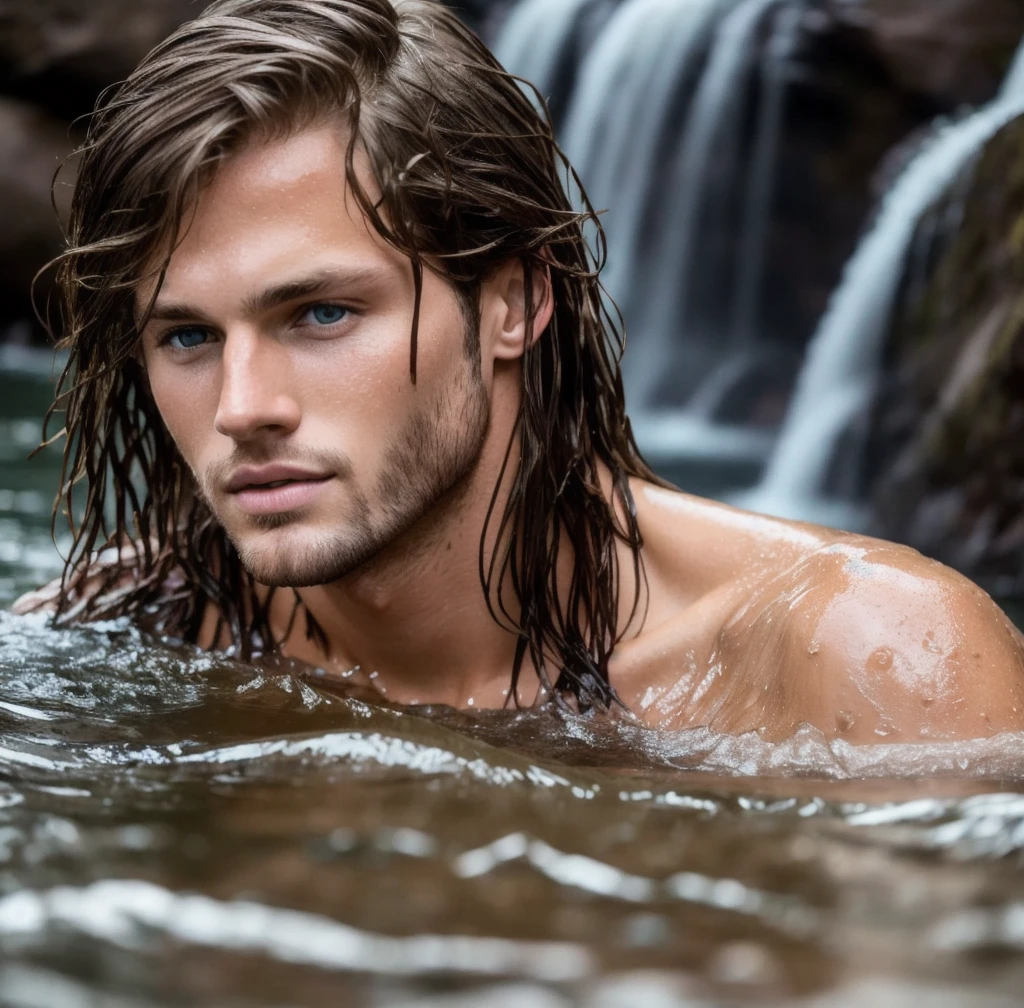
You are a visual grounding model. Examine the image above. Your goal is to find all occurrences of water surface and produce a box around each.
[1,363,1023,1008]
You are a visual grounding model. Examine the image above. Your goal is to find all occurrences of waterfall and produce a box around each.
[1001,35,1024,99]
[628,0,785,410]
[729,2,803,349]
[493,0,804,478]
[741,39,1024,525]
[491,0,592,111]
[499,0,798,412]
[559,0,682,185]
[561,0,731,310]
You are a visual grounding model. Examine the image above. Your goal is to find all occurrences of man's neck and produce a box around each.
[279,430,532,709]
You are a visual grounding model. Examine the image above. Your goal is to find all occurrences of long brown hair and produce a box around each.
[38,0,664,709]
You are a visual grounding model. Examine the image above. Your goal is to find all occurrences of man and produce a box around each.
[14,0,1024,743]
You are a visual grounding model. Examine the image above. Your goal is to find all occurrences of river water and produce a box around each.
[2,361,1024,1008]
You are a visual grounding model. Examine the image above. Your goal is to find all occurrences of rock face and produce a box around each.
[0,0,205,338]
[865,113,1024,596]
[758,0,1024,358]
[842,0,1024,108]
[0,0,203,120]
[0,98,72,325]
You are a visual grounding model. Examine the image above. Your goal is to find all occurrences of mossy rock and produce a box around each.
[867,113,1024,596]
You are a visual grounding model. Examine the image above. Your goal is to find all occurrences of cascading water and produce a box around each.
[560,0,729,311]
[740,35,1024,527]
[494,0,805,488]
[728,2,803,350]
[491,0,592,114]
[629,0,785,410]
[1002,31,1024,99]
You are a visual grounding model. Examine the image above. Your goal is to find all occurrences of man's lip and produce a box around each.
[225,464,334,494]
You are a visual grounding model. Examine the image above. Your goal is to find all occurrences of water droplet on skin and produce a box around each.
[868,646,894,672]
[874,724,893,738]
[807,640,820,656]
[836,710,855,732]
[466,697,475,707]
[368,671,378,680]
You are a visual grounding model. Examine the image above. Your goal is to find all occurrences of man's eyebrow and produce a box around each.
[241,267,390,316]
[144,266,391,324]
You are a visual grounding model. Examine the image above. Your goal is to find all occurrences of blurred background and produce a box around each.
[2,0,1024,613]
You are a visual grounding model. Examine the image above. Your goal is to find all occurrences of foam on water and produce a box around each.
[3,612,1024,783]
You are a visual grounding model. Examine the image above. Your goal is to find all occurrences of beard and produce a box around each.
[201,354,491,589]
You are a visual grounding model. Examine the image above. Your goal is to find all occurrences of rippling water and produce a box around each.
[2,362,1024,1008]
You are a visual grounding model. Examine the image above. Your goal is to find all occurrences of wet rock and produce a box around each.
[0,0,203,121]
[0,98,73,326]
[0,0,207,336]
[756,0,1022,360]
[837,0,1024,109]
[865,113,1024,596]
[756,5,944,354]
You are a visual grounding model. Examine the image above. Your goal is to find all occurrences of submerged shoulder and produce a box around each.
[740,535,1024,741]
[11,578,63,615]
[10,541,187,623]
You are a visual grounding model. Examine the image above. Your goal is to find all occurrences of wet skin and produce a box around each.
[18,124,1024,743]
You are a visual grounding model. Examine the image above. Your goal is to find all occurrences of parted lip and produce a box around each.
[226,464,333,494]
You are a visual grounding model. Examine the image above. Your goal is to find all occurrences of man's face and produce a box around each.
[138,125,491,587]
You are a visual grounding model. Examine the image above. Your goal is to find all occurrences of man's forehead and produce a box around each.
[133,126,402,314]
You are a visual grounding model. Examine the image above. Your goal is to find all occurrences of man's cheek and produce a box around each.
[152,382,208,458]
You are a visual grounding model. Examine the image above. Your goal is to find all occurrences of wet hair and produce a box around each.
[37,0,665,710]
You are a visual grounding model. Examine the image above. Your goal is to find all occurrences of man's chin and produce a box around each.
[231,526,378,589]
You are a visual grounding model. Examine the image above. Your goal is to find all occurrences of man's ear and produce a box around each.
[489,258,554,361]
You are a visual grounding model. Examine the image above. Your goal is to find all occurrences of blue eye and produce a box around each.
[308,304,349,325]
[167,327,208,350]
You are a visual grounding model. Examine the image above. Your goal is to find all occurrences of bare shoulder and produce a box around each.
[726,534,1024,742]
[629,479,838,601]
[11,542,148,618]
[10,542,193,626]
[614,483,845,726]
[11,577,63,615]
[620,483,1024,741]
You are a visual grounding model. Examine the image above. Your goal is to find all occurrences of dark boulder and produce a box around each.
[0,0,204,121]
[866,113,1024,596]
[841,0,1024,109]
[0,98,73,328]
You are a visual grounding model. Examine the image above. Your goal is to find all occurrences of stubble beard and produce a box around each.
[208,355,491,589]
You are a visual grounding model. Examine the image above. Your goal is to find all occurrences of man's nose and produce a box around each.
[214,330,301,442]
